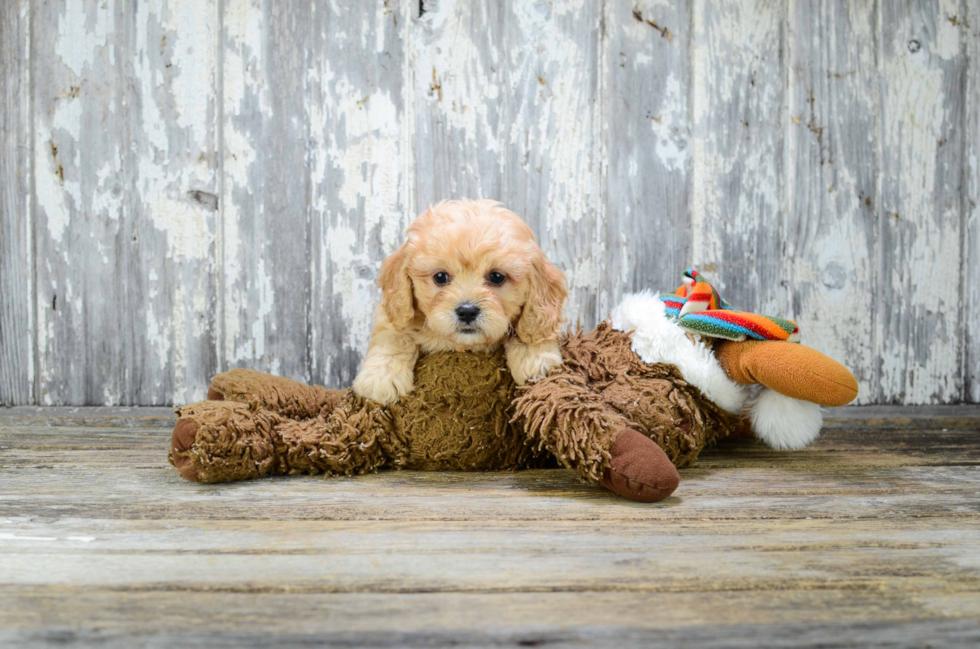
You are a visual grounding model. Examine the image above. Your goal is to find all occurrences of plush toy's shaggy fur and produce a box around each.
[173,351,548,484]
[170,295,858,501]
[514,323,740,483]
[170,325,736,491]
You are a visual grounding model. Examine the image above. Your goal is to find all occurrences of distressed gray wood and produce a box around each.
[1,407,980,646]
[4,418,980,522]
[3,0,980,406]
[3,619,980,649]
[690,0,786,316]
[31,0,219,406]
[413,0,602,325]
[822,403,980,429]
[220,0,313,383]
[221,0,409,390]
[307,1,410,389]
[876,0,968,404]
[786,0,878,404]
[0,406,176,428]
[602,1,692,315]
[0,0,32,406]
[965,0,980,403]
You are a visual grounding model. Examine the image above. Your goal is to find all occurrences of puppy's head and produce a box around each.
[378,200,567,348]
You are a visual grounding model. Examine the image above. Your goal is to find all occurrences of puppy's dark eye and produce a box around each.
[433,272,451,286]
[487,271,506,286]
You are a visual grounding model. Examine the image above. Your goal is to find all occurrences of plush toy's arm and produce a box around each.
[170,397,394,484]
[513,372,679,502]
[208,368,346,419]
[514,373,623,482]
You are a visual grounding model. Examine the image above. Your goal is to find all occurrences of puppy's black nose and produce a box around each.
[455,303,481,324]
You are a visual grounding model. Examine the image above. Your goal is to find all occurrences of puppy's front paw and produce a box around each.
[506,339,563,385]
[352,362,414,405]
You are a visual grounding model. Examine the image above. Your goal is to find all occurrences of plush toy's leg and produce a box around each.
[713,340,858,406]
[170,398,392,484]
[600,428,681,503]
[514,375,679,503]
[207,368,346,418]
[600,371,741,467]
[170,401,280,482]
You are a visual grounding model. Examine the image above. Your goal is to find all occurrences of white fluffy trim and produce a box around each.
[748,388,823,450]
[610,291,748,414]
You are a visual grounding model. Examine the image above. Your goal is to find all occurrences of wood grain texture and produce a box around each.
[220,0,313,383]
[3,619,980,649]
[307,0,410,389]
[221,0,409,390]
[3,0,980,406]
[413,0,603,325]
[31,0,219,406]
[602,1,692,315]
[0,0,33,406]
[965,0,980,403]
[876,0,968,404]
[786,0,878,403]
[690,0,786,316]
[1,407,979,646]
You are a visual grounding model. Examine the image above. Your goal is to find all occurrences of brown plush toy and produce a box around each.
[169,275,857,502]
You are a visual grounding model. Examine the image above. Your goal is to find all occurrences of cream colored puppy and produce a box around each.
[352,199,568,405]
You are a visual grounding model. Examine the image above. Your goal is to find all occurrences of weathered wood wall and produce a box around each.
[1,0,978,406]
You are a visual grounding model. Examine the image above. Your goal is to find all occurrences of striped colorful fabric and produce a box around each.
[659,269,800,343]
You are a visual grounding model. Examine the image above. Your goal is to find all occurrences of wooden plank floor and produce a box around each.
[1,406,979,648]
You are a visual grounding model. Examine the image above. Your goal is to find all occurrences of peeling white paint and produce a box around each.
[929,0,962,60]
[164,0,215,147]
[0,533,95,543]
[691,0,783,318]
[415,2,502,153]
[222,0,274,370]
[0,533,58,542]
[317,78,402,354]
[13,0,978,406]
[55,0,114,77]
[652,73,688,172]
[35,95,85,246]
[878,24,963,403]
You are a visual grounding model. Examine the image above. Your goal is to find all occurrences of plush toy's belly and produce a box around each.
[388,350,544,471]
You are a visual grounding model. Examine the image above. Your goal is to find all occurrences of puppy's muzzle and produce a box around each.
[455,303,481,325]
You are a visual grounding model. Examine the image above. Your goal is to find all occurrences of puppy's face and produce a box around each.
[410,228,526,347]
[379,200,567,350]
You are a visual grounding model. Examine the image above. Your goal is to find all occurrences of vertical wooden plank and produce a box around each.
[0,0,33,405]
[306,1,410,388]
[602,1,692,313]
[965,0,980,402]
[877,0,967,403]
[33,0,219,405]
[413,0,602,327]
[690,0,786,316]
[785,0,878,403]
[220,0,312,382]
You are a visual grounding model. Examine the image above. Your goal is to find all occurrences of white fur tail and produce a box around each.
[748,388,823,450]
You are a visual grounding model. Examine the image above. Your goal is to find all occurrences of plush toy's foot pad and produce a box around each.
[171,419,201,482]
[207,387,224,401]
[600,428,680,502]
[714,340,859,407]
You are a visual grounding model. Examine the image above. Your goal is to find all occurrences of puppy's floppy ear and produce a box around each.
[378,243,415,330]
[516,255,568,345]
